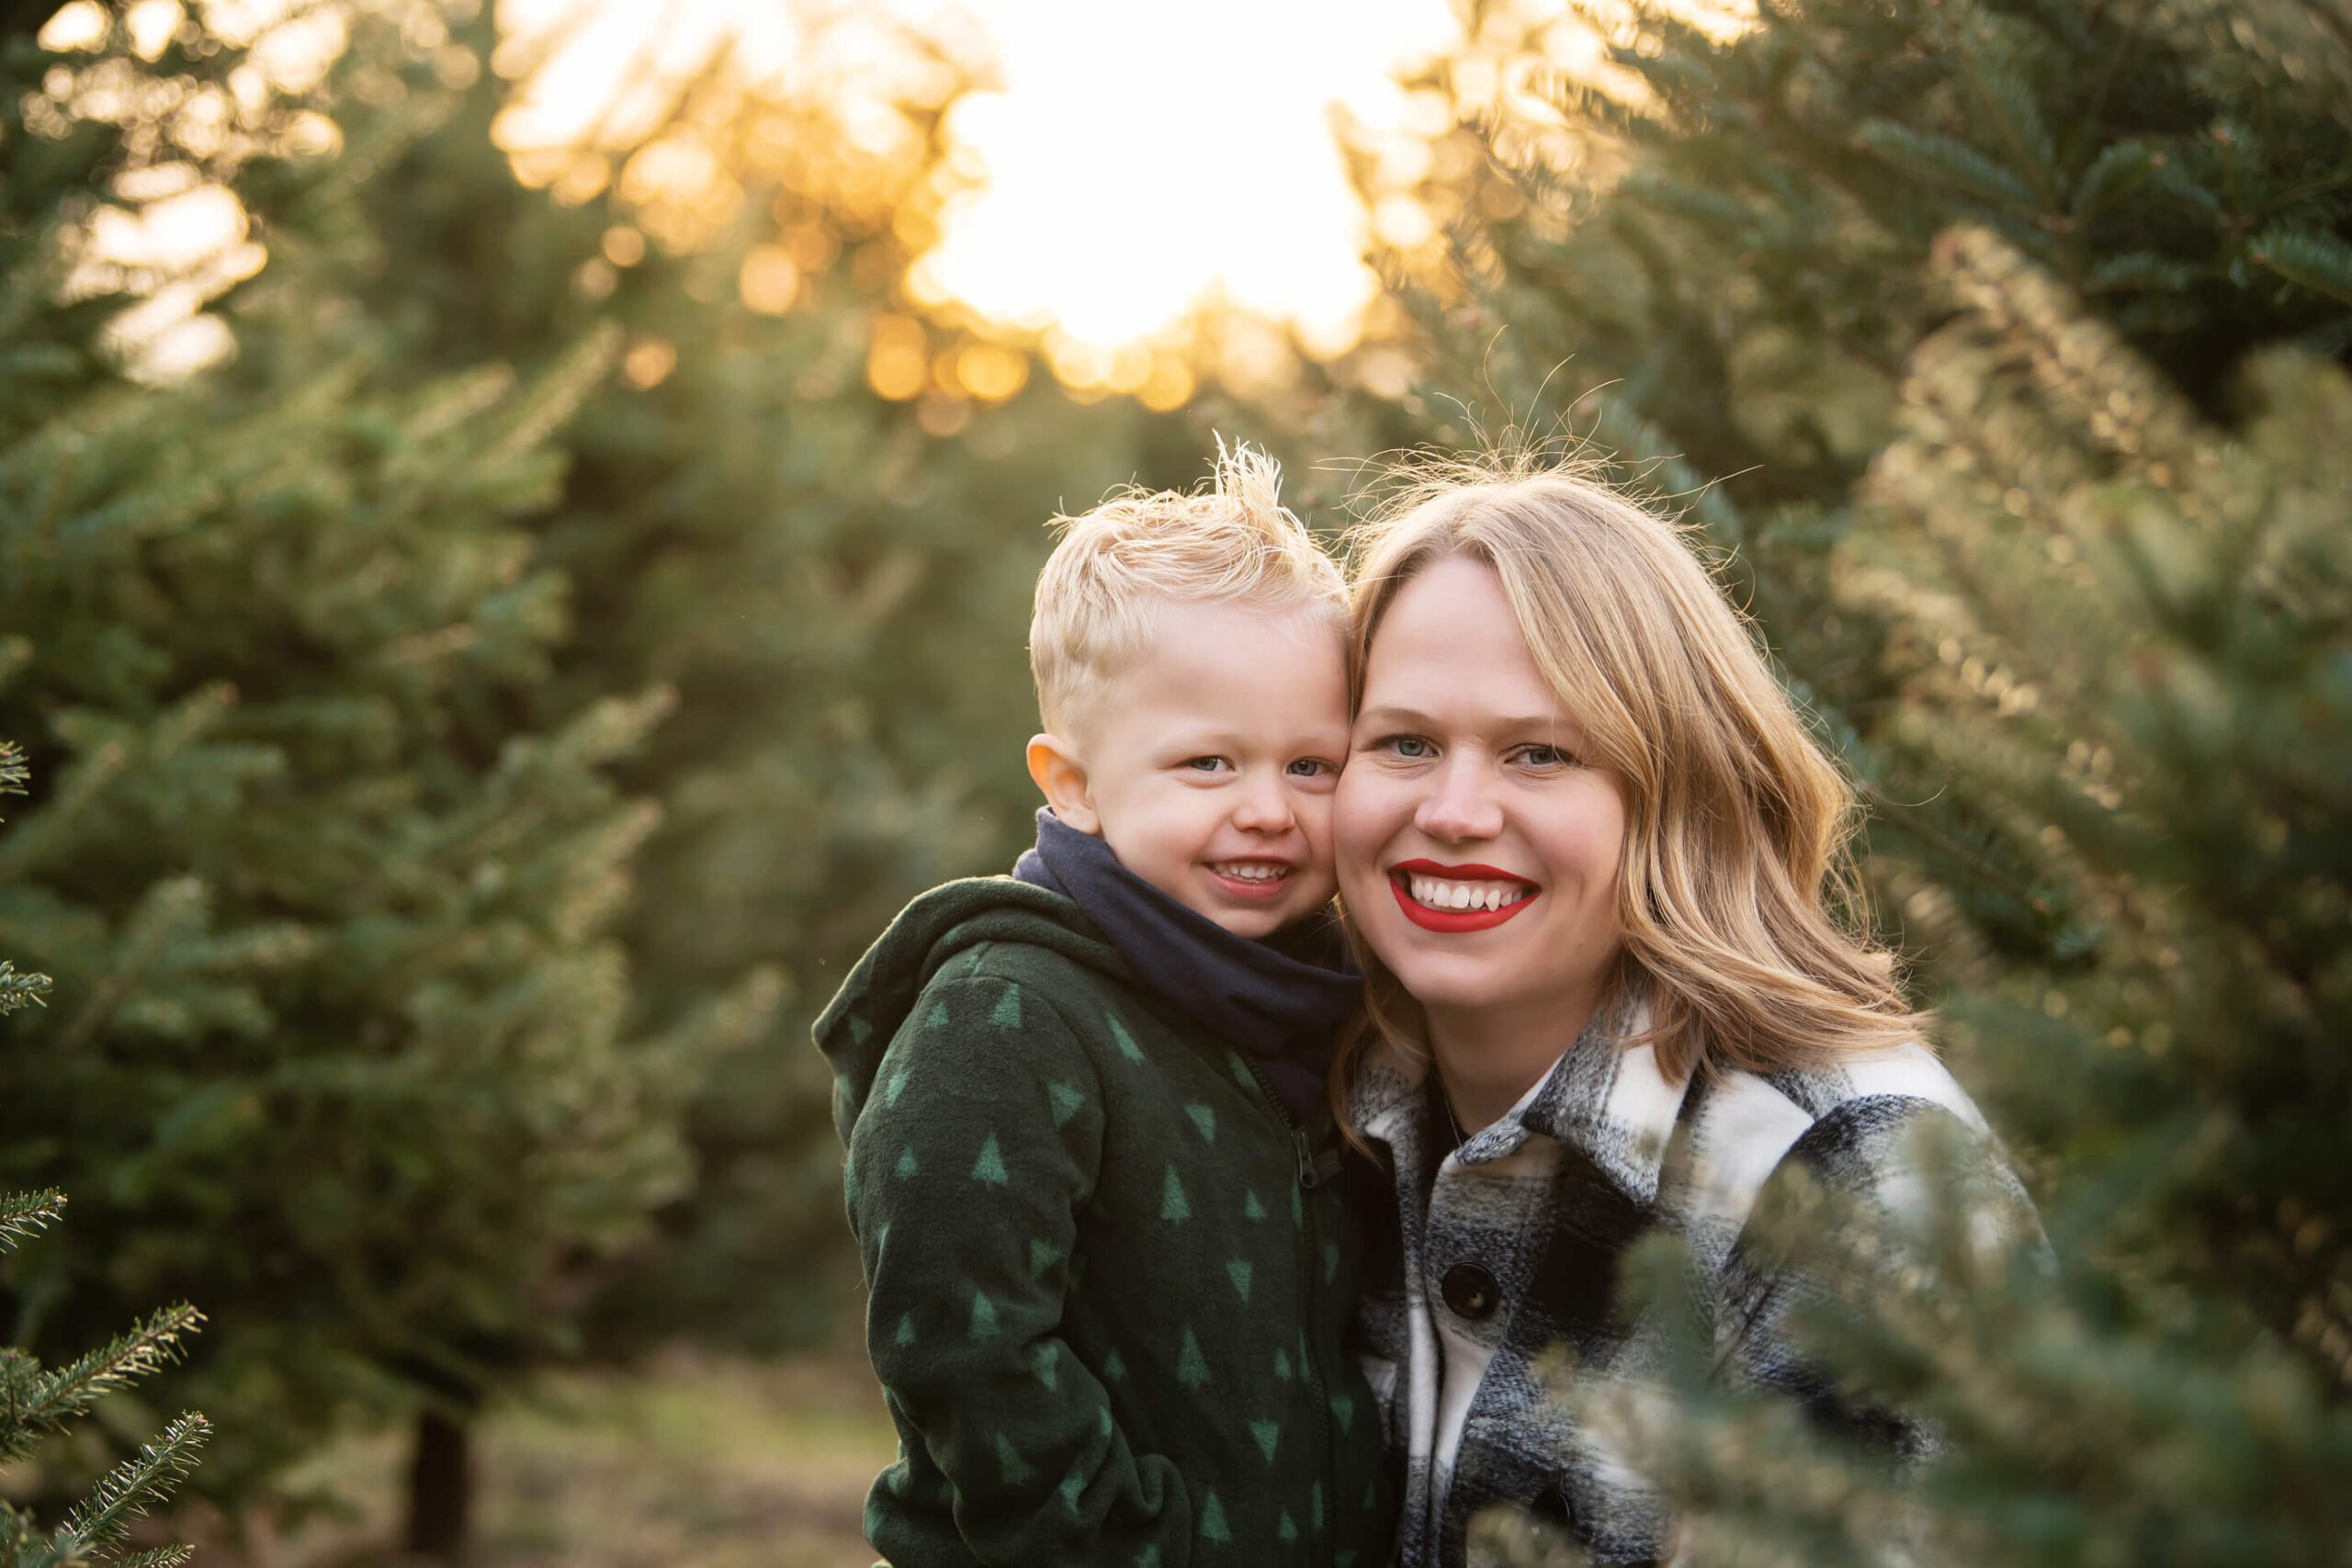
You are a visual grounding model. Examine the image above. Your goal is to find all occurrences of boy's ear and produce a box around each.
[1025,733,1101,834]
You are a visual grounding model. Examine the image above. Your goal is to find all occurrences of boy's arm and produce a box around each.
[845,973,1193,1566]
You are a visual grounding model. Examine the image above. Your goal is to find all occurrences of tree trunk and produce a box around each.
[405,1405,473,1562]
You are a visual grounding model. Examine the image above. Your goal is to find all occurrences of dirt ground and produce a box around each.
[181,1348,897,1568]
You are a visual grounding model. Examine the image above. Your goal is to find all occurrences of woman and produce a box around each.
[1330,462,2028,1566]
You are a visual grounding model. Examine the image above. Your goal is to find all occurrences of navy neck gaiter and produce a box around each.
[1012,808,1359,1120]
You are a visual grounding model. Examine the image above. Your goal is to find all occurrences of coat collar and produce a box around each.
[1351,996,1694,1207]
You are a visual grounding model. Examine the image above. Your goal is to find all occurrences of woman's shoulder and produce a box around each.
[1680,1042,2017,1232]
[1734,1040,1992,1141]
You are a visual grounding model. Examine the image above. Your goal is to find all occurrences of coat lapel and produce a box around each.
[1351,1000,1694,1207]
[1513,1006,1693,1207]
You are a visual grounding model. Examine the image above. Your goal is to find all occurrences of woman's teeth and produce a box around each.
[1212,862,1290,882]
[1406,875,1532,912]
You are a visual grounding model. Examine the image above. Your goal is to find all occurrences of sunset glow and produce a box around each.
[891,0,1459,352]
[497,0,1463,359]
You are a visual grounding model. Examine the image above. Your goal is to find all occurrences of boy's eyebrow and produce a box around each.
[1355,704,1567,733]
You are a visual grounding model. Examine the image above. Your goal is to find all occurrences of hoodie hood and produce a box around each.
[814,875,1127,1138]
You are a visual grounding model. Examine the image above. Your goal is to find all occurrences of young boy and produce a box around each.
[815,443,1393,1567]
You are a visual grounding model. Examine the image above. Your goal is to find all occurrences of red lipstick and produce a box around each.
[1388,860,1539,933]
[1394,861,1524,880]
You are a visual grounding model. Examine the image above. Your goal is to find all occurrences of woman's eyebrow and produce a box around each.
[1356,704,1564,732]
[1352,705,1435,731]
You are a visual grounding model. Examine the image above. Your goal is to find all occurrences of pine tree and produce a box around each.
[0,14,695,1542]
[3,751,210,1568]
[0,1189,209,1568]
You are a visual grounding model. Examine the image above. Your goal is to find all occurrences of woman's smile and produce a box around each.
[1386,859,1540,930]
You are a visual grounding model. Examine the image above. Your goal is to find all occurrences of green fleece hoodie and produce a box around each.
[815,876,1393,1568]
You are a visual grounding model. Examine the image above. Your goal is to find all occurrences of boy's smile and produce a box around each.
[1028,597,1348,938]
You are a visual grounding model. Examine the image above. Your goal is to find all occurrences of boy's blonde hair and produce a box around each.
[1338,455,1921,1096]
[1030,440,1345,734]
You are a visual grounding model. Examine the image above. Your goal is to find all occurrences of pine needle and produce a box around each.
[18,1306,205,1435]
[51,1411,210,1559]
[0,1189,63,1252]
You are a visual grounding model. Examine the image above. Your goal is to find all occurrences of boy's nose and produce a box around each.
[1230,776,1296,833]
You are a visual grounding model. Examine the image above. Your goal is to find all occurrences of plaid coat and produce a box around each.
[1349,1004,2028,1567]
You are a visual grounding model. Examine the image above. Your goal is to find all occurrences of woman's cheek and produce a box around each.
[1331,771,1390,891]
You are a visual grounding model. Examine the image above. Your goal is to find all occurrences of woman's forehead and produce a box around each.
[1354,558,1609,739]
[1365,561,1547,682]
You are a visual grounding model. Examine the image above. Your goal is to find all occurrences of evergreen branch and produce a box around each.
[2087,252,2204,294]
[1936,0,2064,210]
[0,739,127,884]
[1856,122,2040,212]
[1931,225,2207,467]
[2069,141,2160,220]
[1857,780,2057,921]
[18,1305,205,1436]
[2150,160,2225,218]
[108,1546,198,1568]
[2254,167,2352,220]
[51,1412,209,1560]
[0,1188,64,1253]
[2159,0,2352,130]
[0,739,25,797]
[56,877,208,1054]
[2250,224,2352,305]
[0,960,52,1017]
[0,220,74,345]
[482,321,625,467]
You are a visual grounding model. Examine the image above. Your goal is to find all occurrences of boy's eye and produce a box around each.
[1285,758,1336,779]
[1183,756,1232,773]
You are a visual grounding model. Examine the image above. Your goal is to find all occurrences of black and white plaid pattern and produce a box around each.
[1350,1004,2027,1567]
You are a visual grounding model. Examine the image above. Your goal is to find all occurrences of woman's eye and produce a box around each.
[1384,735,1435,760]
[1514,744,1575,768]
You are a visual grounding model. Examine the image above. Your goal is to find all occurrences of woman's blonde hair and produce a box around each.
[1030,439,1344,735]
[1336,456,1920,1098]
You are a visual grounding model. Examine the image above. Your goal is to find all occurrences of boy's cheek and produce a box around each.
[1296,832,1342,907]
[1295,804,1338,862]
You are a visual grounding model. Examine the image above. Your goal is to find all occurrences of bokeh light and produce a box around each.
[887,0,1459,355]
[497,0,1464,367]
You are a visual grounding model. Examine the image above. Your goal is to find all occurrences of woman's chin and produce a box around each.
[1374,953,1518,1016]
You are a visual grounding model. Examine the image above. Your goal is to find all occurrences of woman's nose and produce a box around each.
[1414,757,1501,841]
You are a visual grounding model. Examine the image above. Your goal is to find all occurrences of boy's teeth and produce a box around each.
[1215,862,1288,882]
[1407,875,1531,912]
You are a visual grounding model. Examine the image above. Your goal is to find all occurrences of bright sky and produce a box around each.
[892,0,1460,351]
[499,0,1464,354]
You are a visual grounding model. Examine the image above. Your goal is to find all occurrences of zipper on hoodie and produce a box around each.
[1242,1057,1340,1568]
